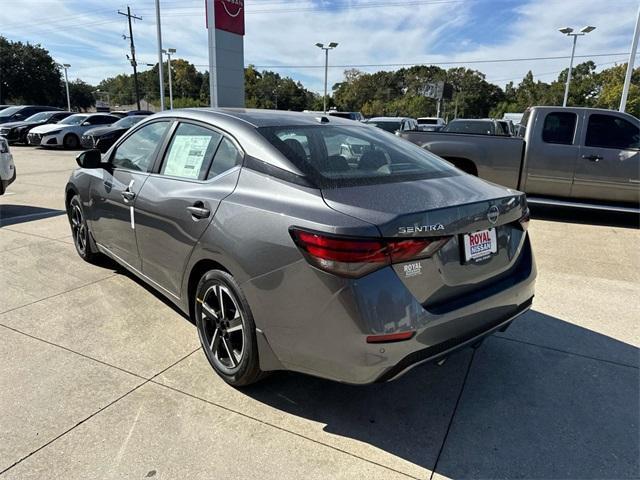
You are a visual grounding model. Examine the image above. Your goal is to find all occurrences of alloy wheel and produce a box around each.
[70,202,87,255]
[200,283,245,372]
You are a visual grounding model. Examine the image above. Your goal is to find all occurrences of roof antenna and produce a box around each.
[315,116,330,124]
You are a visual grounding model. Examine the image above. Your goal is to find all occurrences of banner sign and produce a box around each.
[206,0,245,36]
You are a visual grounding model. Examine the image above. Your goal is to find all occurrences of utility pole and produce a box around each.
[119,6,142,110]
[620,5,640,112]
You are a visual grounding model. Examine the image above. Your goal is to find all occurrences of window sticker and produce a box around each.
[164,135,213,179]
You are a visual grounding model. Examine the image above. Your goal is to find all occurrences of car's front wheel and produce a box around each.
[63,134,79,149]
[68,194,100,263]
[195,270,265,387]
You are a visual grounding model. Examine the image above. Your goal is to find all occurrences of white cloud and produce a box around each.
[0,0,637,94]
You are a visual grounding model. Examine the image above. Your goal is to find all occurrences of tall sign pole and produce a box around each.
[206,0,218,108]
[620,5,640,112]
[155,0,165,111]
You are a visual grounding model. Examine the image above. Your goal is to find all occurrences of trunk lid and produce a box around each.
[322,175,530,311]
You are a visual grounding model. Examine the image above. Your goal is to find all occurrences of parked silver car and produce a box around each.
[65,109,536,386]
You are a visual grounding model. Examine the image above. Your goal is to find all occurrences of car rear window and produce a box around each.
[444,121,494,135]
[257,125,459,188]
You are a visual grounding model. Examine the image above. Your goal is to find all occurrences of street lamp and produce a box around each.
[315,42,338,113]
[558,26,596,107]
[162,48,176,109]
[58,63,71,111]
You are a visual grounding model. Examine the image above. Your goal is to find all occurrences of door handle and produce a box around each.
[121,190,136,202]
[582,154,603,162]
[187,202,211,219]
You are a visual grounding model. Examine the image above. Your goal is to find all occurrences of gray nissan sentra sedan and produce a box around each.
[65,108,536,386]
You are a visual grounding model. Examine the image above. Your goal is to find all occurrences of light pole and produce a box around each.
[558,26,596,107]
[162,48,176,109]
[58,63,72,111]
[620,5,640,112]
[315,42,338,113]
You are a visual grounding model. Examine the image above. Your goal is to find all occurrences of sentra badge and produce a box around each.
[398,224,444,234]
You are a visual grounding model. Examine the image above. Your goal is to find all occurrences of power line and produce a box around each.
[194,52,634,70]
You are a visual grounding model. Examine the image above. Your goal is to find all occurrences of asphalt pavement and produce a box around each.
[1,146,638,479]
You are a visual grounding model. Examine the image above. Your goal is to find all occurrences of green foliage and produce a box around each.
[245,65,318,111]
[0,36,65,106]
[68,80,96,111]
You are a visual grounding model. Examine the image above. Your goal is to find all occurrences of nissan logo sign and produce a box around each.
[221,0,243,17]
[487,206,500,224]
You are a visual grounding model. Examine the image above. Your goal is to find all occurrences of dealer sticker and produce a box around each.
[463,228,498,262]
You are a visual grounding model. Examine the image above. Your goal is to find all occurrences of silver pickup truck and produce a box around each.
[400,106,639,212]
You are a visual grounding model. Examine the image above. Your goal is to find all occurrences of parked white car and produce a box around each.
[0,137,15,195]
[27,113,119,149]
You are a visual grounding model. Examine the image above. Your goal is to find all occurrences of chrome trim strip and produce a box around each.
[96,243,181,300]
[527,197,639,214]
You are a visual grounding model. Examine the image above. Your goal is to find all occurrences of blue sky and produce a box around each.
[0,0,638,94]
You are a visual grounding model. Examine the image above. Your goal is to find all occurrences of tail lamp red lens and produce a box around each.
[291,229,450,278]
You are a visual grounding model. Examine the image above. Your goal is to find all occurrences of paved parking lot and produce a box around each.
[1,147,639,479]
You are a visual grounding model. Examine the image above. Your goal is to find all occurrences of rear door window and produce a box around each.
[585,114,639,150]
[160,123,222,180]
[542,112,577,145]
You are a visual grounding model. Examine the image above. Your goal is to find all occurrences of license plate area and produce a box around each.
[462,228,498,263]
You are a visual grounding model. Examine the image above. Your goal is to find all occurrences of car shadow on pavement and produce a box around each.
[530,205,639,229]
[0,204,65,227]
[240,310,639,479]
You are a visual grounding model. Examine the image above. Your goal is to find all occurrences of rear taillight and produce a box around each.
[519,208,530,231]
[291,228,450,278]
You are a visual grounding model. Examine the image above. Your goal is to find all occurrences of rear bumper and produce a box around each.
[245,234,537,385]
[377,296,532,382]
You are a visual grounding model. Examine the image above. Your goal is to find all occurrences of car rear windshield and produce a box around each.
[418,119,437,125]
[257,124,459,188]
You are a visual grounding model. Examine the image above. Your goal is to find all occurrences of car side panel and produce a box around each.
[400,131,523,188]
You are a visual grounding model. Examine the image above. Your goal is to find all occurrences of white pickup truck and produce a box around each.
[0,137,15,195]
[400,106,639,212]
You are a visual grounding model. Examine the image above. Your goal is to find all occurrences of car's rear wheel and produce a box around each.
[68,195,100,263]
[195,270,265,387]
[63,133,79,149]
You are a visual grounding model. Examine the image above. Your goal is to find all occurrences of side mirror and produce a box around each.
[76,149,102,169]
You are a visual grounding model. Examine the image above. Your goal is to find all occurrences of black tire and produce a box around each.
[67,194,100,263]
[195,270,265,387]
[63,133,79,149]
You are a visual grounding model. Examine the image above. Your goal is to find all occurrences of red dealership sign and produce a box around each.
[206,0,245,36]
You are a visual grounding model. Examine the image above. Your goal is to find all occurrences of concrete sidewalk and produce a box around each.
[1,148,638,479]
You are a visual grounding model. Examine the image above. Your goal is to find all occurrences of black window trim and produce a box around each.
[147,118,246,184]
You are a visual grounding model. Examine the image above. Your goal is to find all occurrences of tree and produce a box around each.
[595,63,640,118]
[68,80,95,111]
[0,36,64,106]
[244,65,317,111]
